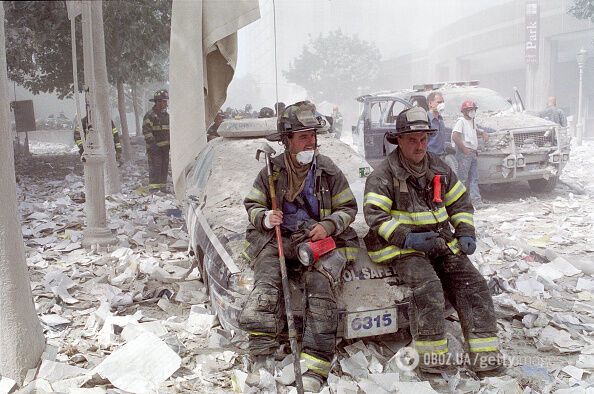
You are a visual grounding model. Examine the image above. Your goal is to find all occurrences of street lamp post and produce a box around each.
[576,48,587,146]
[80,1,116,248]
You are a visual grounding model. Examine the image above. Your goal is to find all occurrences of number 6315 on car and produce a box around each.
[344,308,398,339]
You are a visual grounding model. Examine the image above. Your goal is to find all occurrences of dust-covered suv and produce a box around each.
[354,81,571,193]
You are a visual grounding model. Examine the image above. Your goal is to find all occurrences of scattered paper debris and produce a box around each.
[94,332,181,393]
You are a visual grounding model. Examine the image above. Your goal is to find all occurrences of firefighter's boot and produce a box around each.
[415,338,457,375]
[468,350,505,376]
[302,372,322,393]
[246,354,276,386]
[418,354,457,375]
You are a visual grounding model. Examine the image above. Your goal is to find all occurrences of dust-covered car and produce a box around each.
[183,117,432,340]
[354,81,571,193]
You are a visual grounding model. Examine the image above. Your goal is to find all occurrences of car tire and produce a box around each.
[528,176,558,193]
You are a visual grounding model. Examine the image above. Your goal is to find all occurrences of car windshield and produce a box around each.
[442,89,512,114]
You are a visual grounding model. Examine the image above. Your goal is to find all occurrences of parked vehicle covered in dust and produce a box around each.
[183,117,442,341]
[354,81,571,193]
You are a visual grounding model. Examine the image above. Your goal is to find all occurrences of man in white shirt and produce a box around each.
[452,100,489,207]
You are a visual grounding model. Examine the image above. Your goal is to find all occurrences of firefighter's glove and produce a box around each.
[263,210,283,229]
[403,231,441,253]
[458,236,476,255]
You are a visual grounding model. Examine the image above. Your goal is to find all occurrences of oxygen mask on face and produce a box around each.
[296,150,315,165]
[436,102,446,113]
[468,110,477,119]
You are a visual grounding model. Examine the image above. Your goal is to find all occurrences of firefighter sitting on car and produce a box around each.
[73,115,122,162]
[363,106,502,375]
[239,101,359,392]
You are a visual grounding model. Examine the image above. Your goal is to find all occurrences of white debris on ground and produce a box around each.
[27,140,79,155]
[10,138,594,393]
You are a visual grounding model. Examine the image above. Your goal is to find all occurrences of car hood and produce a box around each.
[444,111,556,133]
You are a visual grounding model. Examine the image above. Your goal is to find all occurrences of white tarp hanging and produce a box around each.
[169,0,260,199]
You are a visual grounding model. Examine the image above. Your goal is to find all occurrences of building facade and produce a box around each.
[378,0,594,138]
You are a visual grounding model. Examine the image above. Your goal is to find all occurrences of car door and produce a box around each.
[362,96,410,167]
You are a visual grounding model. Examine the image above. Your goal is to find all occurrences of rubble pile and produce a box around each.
[8,140,594,393]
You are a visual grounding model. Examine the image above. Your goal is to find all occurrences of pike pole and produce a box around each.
[256,143,304,394]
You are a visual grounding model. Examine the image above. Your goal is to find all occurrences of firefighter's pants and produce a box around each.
[238,240,339,375]
[147,145,169,191]
[390,252,498,353]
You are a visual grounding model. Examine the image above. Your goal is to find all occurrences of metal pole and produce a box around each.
[69,4,85,146]
[576,49,587,146]
[81,1,116,248]
[90,0,121,193]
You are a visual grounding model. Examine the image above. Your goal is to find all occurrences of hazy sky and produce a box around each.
[227,0,512,108]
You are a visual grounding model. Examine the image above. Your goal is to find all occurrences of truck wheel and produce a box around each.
[528,176,558,193]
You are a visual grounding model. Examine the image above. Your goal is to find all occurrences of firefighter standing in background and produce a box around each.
[239,101,359,392]
[73,116,122,162]
[363,106,502,375]
[142,89,170,193]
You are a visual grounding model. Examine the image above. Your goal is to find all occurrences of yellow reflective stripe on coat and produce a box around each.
[390,206,449,225]
[249,331,275,337]
[246,187,268,206]
[112,128,118,135]
[468,337,499,352]
[144,132,154,140]
[241,241,252,262]
[249,207,266,226]
[300,352,331,377]
[450,212,474,228]
[447,238,461,254]
[320,208,331,218]
[378,218,399,241]
[75,139,83,146]
[151,124,170,131]
[156,140,170,147]
[331,188,355,207]
[115,143,122,150]
[367,245,417,263]
[444,180,466,206]
[415,338,448,355]
[148,183,162,190]
[143,118,153,126]
[337,247,358,261]
[364,192,393,213]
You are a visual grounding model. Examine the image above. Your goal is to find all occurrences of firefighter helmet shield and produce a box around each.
[150,89,169,102]
[267,101,325,142]
[386,107,436,144]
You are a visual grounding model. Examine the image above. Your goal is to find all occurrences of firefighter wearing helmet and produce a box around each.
[451,100,490,206]
[363,106,502,375]
[142,89,170,193]
[239,101,359,392]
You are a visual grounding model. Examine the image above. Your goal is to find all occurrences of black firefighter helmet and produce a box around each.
[386,106,437,144]
[266,101,326,143]
[149,89,169,102]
